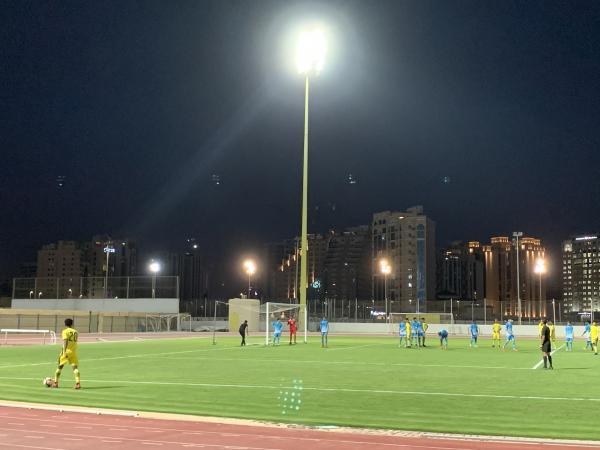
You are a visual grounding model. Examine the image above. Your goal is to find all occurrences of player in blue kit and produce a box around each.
[583,321,592,350]
[411,317,420,348]
[438,329,449,350]
[272,318,283,346]
[398,319,408,347]
[565,321,574,351]
[469,321,480,348]
[502,319,518,351]
[320,317,329,348]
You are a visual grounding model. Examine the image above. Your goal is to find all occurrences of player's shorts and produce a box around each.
[290,329,297,335]
[542,341,552,353]
[492,332,500,339]
[58,350,78,366]
[506,335,515,341]
[399,331,406,337]
[418,331,424,337]
[471,334,478,339]
[566,337,573,342]
[321,331,327,336]
[274,332,281,337]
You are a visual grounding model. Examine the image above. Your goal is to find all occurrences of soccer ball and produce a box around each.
[42,377,53,387]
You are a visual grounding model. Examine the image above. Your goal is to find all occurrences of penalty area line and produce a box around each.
[532,344,565,370]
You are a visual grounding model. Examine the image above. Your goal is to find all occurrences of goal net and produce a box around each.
[144,313,190,332]
[261,302,307,346]
[1,329,57,346]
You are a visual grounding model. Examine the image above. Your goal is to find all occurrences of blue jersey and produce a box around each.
[439,329,448,338]
[505,322,513,336]
[273,321,283,335]
[470,324,479,336]
[320,320,328,333]
[585,323,591,333]
[399,322,406,332]
[565,324,574,339]
[411,321,420,333]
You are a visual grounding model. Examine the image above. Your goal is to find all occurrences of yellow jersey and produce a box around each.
[492,323,502,334]
[538,322,544,337]
[405,322,411,336]
[62,327,79,353]
[549,324,556,340]
[421,322,428,332]
[591,325,599,341]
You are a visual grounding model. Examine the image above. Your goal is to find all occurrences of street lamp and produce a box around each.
[512,231,523,324]
[149,261,161,299]
[379,259,391,321]
[103,242,115,298]
[534,258,546,318]
[296,27,326,330]
[243,259,256,299]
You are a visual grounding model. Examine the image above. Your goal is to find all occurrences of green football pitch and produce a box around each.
[0,335,598,440]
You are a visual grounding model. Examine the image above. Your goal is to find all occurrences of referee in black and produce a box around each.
[239,320,248,346]
[540,319,553,370]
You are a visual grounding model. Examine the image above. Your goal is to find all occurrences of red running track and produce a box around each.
[0,405,598,450]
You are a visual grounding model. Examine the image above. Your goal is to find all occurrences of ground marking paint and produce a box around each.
[532,344,565,370]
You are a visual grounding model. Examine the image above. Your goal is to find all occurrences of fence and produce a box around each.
[12,276,179,300]
[0,310,188,333]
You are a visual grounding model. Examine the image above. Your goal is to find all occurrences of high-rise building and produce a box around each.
[437,241,485,301]
[36,240,85,298]
[372,206,436,313]
[264,227,372,303]
[562,235,600,316]
[322,226,372,301]
[483,236,546,318]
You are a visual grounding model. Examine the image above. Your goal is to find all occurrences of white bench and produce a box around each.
[1,329,57,345]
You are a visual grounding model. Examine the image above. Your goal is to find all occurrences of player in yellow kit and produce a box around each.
[591,320,599,355]
[548,320,556,345]
[405,318,412,348]
[538,320,544,338]
[52,318,81,389]
[492,319,502,348]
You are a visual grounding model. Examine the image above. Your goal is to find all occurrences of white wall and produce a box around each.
[328,322,586,338]
[11,298,179,313]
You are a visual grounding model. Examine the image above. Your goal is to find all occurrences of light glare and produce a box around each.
[296,28,326,74]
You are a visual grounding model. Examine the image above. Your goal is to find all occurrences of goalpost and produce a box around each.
[261,302,307,346]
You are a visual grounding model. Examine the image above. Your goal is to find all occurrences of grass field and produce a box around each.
[0,334,599,440]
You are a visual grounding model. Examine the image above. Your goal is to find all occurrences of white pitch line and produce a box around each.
[532,344,565,369]
[0,376,597,403]
[0,343,260,370]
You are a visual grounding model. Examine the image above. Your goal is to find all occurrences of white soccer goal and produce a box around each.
[261,302,307,346]
[144,313,191,332]
[1,329,57,345]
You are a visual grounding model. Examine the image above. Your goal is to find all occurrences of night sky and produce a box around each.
[2,1,600,292]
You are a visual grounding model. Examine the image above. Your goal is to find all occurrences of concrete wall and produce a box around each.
[11,298,179,314]
[328,322,586,338]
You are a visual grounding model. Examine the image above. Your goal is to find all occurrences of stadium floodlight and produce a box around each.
[379,259,392,320]
[512,231,523,324]
[296,28,326,75]
[296,26,327,336]
[243,259,256,298]
[534,258,546,318]
[148,261,161,299]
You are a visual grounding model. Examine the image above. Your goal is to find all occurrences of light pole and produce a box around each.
[513,231,523,324]
[296,28,326,328]
[243,259,256,298]
[379,259,391,322]
[149,261,161,299]
[103,243,115,298]
[534,258,546,319]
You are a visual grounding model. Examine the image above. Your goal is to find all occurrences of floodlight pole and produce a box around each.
[513,232,523,325]
[299,75,310,339]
